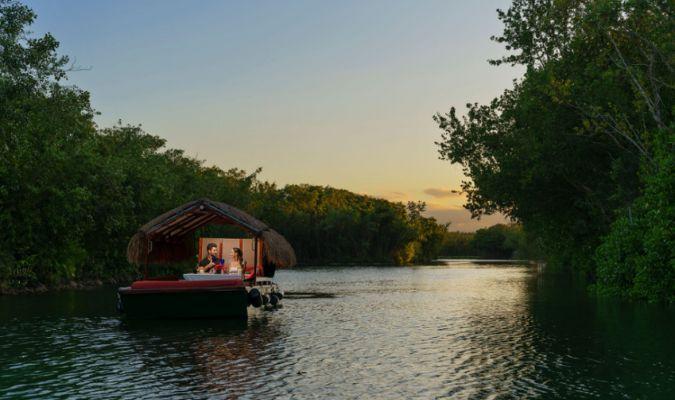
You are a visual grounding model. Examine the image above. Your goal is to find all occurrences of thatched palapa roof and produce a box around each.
[127,198,296,267]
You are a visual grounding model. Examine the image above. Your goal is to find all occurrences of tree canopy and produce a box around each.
[0,0,449,290]
[435,0,673,302]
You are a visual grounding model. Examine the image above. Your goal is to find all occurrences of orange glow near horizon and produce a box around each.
[26,0,520,231]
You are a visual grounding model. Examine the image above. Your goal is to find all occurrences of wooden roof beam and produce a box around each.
[152,212,200,235]
[164,214,218,239]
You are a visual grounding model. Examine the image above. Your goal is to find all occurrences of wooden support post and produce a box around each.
[253,237,258,281]
[144,240,151,279]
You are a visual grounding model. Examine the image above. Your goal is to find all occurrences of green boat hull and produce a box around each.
[118,287,248,319]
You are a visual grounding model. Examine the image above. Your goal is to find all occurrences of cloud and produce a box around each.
[423,187,463,199]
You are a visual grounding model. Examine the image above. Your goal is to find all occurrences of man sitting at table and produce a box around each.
[196,243,221,273]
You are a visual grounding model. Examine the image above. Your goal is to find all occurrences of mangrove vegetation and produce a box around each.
[0,0,460,291]
[1,0,671,304]
[435,0,673,302]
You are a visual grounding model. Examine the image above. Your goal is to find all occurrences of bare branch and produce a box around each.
[64,57,92,73]
[607,33,665,130]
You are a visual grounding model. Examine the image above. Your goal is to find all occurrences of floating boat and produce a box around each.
[117,198,296,319]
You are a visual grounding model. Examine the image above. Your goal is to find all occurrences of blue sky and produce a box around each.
[26,0,521,230]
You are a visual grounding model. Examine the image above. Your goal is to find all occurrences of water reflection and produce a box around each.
[523,272,675,399]
[450,271,543,399]
[1,266,673,399]
[120,316,287,398]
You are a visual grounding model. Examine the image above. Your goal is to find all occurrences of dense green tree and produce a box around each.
[402,201,448,263]
[0,0,98,285]
[253,185,436,265]
[472,225,515,259]
[439,224,539,259]
[2,0,544,291]
[594,129,674,302]
[435,0,673,301]
[439,231,475,257]
[471,224,537,259]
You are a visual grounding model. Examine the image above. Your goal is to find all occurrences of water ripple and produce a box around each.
[1,266,674,399]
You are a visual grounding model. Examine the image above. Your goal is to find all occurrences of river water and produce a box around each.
[0,263,673,399]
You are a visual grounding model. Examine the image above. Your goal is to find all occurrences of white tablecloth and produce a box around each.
[183,273,241,281]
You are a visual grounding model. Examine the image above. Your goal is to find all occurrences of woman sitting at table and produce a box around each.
[228,247,246,274]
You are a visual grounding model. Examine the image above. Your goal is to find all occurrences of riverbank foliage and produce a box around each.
[435,0,673,302]
[440,224,539,260]
[0,1,449,291]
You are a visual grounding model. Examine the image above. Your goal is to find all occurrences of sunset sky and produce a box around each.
[27,0,521,231]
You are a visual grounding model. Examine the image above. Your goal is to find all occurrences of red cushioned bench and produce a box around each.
[130,278,243,290]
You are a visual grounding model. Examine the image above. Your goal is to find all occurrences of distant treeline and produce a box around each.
[0,1,454,290]
[435,0,673,302]
[441,224,538,260]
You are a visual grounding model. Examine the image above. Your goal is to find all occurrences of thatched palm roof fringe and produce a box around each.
[260,229,297,267]
[126,198,296,268]
[127,232,149,265]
